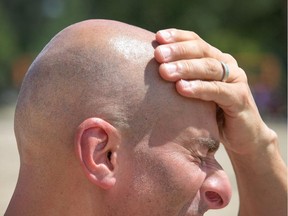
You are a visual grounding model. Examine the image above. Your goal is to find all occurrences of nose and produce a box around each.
[201,165,232,210]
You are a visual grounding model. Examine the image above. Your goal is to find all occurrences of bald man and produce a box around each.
[5,20,287,216]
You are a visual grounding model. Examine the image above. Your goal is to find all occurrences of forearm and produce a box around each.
[227,130,287,216]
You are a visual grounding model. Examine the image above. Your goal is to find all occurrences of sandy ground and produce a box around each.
[0,102,287,215]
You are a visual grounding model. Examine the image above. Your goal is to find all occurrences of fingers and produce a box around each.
[156,29,200,44]
[159,59,244,83]
[155,40,224,63]
[155,29,238,65]
[176,80,224,102]
[155,29,225,63]
[175,80,245,112]
[155,29,245,84]
[155,28,249,108]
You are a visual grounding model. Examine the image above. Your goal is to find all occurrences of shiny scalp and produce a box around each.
[14,19,177,162]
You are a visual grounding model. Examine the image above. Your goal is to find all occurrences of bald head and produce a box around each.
[9,20,222,216]
[15,19,178,163]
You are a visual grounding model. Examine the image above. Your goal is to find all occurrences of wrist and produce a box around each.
[227,126,284,175]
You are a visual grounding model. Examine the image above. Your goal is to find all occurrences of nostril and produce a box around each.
[205,191,223,206]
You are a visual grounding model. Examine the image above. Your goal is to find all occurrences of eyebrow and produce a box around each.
[182,137,220,153]
[196,137,220,153]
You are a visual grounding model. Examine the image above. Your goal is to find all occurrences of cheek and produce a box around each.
[164,153,206,195]
[140,149,206,203]
[116,145,208,215]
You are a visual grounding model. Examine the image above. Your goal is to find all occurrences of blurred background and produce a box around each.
[0,0,287,215]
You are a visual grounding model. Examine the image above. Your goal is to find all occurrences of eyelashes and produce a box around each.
[186,147,206,166]
[187,153,205,167]
[195,155,206,167]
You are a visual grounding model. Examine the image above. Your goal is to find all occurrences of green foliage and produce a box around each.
[0,4,19,89]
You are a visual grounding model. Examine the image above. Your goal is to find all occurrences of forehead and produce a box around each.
[166,99,218,133]
[147,98,220,149]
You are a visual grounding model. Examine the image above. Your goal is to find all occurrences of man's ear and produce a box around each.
[75,118,119,190]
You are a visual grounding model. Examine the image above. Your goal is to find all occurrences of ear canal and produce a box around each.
[106,151,115,171]
[107,151,112,161]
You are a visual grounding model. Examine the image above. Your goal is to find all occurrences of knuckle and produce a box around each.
[238,85,249,104]
[173,43,189,57]
[189,31,200,39]
[201,41,211,56]
[179,44,189,56]
[204,59,219,77]
[237,67,248,82]
[223,53,238,65]
[234,83,251,105]
[181,61,193,75]
[191,80,206,97]
[212,81,222,97]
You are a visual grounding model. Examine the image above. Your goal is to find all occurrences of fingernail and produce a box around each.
[160,47,171,60]
[164,63,177,74]
[180,79,190,89]
[159,30,172,40]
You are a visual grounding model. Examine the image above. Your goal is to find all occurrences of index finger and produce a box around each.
[155,29,238,65]
[156,29,200,44]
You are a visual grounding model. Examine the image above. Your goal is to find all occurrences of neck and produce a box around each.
[5,165,100,216]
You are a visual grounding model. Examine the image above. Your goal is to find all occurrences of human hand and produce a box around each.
[154,29,277,156]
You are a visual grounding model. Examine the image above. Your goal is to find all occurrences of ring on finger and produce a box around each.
[220,61,230,82]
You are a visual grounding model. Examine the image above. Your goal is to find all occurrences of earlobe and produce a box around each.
[75,118,118,190]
